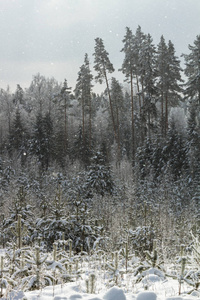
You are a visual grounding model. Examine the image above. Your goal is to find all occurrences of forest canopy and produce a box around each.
[0,26,200,253]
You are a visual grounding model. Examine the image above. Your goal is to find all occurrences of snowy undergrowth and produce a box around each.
[0,240,200,300]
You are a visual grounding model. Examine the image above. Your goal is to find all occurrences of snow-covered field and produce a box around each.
[1,246,200,300]
[23,280,200,300]
[3,272,200,300]
[3,280,200,300]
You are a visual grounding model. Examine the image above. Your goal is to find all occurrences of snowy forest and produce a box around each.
[0,26,200,297]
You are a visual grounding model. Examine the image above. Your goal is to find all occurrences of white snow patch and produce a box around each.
[136,291,157,300]
[103,286,126,300]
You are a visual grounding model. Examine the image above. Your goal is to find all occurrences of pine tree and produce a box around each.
[120,27,137,162]
[156,36,183,136]
[110,77,125,152]
[156,36,169,136]
[165,40,183,133]
[59,79,72,153]
[182,35,200,104]
[72,126,91,168]
[134,25,147,107]
[74,53,93,150]
[139,33,157,140]
[139,34,157,99]
[93,38,117,144]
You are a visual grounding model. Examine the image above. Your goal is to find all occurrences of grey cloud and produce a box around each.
[0,0,199,91]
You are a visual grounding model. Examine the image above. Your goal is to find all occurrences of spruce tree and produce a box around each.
[186,100,200,179]
[31,112,53,171]
[166,118,188,181]
[85,151,115,197]
[8,108,28,166]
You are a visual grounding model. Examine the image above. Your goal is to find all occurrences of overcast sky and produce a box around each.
[0,0,199,93]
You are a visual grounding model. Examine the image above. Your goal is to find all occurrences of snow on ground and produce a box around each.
[3,279,199,300]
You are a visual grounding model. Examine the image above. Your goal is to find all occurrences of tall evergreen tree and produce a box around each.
[59,79,72,153]
[73,126,91,168]
[134,25,147,107]
[110,77,126,152]
[120,27,139,163]
[156,35,169,136]
[13,84,24,107]
[31,112,53,171]
[139,33,157,140]
[8,108,28,166]
[182,35,200,104]
[156,36,183,136]
[74,53,93,150]
[165,40,183,133]
[167,118,188,181]
[186,100,200,179]
[93,38,118,144]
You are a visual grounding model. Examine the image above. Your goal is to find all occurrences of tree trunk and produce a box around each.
[104,70,118,145]
[165,92,168,137]
[82,94,85,146]
[64,99,68,152]
[161,91,164,136]
[131,73,135,165]
[89,94,92,151]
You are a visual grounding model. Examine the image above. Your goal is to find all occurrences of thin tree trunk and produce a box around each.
[104,70,118,144]
[131,73,135,165]
[161,91,164,136]
[165,92,168,137]
[89,94,92,151]
[116,106,120,152]
[148,110,151,140]
[64,100,68,152]
[82,94,85,146]
[136,75,141,115]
